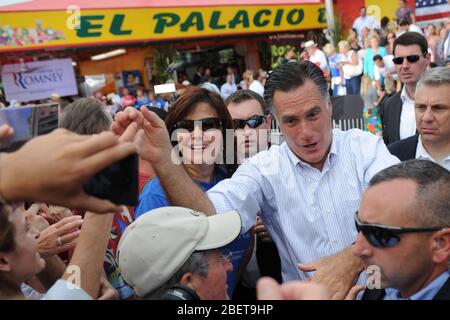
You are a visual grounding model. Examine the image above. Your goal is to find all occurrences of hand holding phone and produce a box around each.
[83,153,139,206]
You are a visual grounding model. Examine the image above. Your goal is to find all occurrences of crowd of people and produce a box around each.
[0,1,449,301]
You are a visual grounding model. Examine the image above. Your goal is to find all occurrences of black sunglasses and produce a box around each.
[233,115,266,129]
[354,211,443,248]
[392,53,426,65]
[174,118,222,132]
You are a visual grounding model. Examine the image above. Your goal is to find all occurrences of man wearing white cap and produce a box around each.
[304,40,329,75]
[117,207,241,300]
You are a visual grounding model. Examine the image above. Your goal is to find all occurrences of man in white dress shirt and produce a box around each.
[112,61,399,298]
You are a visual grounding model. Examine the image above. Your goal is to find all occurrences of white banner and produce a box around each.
[1,58,78,102]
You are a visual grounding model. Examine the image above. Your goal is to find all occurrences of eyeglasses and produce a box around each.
[200,249,233,268]
[174,118,222,132]
[392,53,426,65]
[354,211,443,248]
[232,115,266,129]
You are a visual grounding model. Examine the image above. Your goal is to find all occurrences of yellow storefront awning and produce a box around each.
[0,0,327,52]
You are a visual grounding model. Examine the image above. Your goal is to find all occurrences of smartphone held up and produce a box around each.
[0,102,139,206]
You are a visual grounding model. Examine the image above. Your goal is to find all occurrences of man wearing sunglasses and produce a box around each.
[225,90,272,164]
[380,32,430,145]
[387,67,450,170]
[353,160,450,300]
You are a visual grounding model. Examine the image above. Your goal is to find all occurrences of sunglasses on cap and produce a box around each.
[354,211,443,248]
[232,115,266,129]
[174,118,222,132]
[392,53,427,65]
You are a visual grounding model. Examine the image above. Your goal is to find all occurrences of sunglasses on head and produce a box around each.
[174,118,222,132]
[354,211,443,248]
[232,115,266,129]
[392,53,426,65]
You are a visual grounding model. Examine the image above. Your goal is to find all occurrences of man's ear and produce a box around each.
[179,272,196,290]
[265,114,273,130]
[431,228,450,265]
[0,254,12,273]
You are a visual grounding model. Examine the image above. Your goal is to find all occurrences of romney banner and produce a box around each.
[2,58,77,102]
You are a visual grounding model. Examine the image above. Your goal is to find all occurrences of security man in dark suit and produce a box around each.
[387,67,450,170]
[380,32,430,145]
[355,160,450,300]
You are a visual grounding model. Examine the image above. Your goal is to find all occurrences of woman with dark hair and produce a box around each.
[0,203,115,299]
[134,87,248,298]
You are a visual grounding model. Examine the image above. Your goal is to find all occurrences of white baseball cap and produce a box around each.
[117,206,241,297]
[304,40,317,49]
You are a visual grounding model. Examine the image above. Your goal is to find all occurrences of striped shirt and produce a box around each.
[208,128,399,282]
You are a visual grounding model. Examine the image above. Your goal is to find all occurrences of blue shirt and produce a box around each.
[328,53,342,78]
[134,167,251,297]
[22,280,92,300]
[384,271,450,300]
[208,129,400,282]
[136,95,151,107]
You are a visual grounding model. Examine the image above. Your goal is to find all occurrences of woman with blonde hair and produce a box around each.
[338,40,362,95]
[363,33,387,81]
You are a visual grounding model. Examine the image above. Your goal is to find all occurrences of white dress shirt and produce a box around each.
[399,86,417,140]
[208,129,399,282]
[416,135,450,171]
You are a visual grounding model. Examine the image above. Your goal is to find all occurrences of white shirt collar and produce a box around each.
[416,135,450,167]
[400,85,414,104]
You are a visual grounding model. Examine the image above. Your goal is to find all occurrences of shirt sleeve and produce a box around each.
[42,280,93,300]
[362,135,400,187]
[207,161,267,233]
[374,65,381,81]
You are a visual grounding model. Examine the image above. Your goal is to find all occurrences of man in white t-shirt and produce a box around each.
[373,54,397,92]
[304,40,329,75]
[353,7,378,41]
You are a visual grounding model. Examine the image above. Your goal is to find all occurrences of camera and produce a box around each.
[160,285,200,300]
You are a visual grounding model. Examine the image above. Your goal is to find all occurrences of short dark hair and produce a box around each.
[373,55,383,61]
[264,61,328,111]
[393,32,428,56]
[60,97,112,134]
[225,90,268,115]
[369,160,450,227]
[399,18,410,26]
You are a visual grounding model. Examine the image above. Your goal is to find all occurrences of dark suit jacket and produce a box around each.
[362,276,450,300]
[380,92,402,145]
[387,134,418,161]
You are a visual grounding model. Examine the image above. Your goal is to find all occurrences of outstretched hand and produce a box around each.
[257,277,331,300]
[298,247,364,299]
[135,106,174,167]
[0,129,136,213]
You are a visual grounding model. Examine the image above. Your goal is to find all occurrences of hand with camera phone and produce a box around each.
[0,128,136,213]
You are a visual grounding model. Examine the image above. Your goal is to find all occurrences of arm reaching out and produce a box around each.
[0,129,136,213]
[298,246,365,299]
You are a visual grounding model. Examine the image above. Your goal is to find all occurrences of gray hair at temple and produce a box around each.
[416,67,450,91]
[369,160,450,228]
[264,61,329,112]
